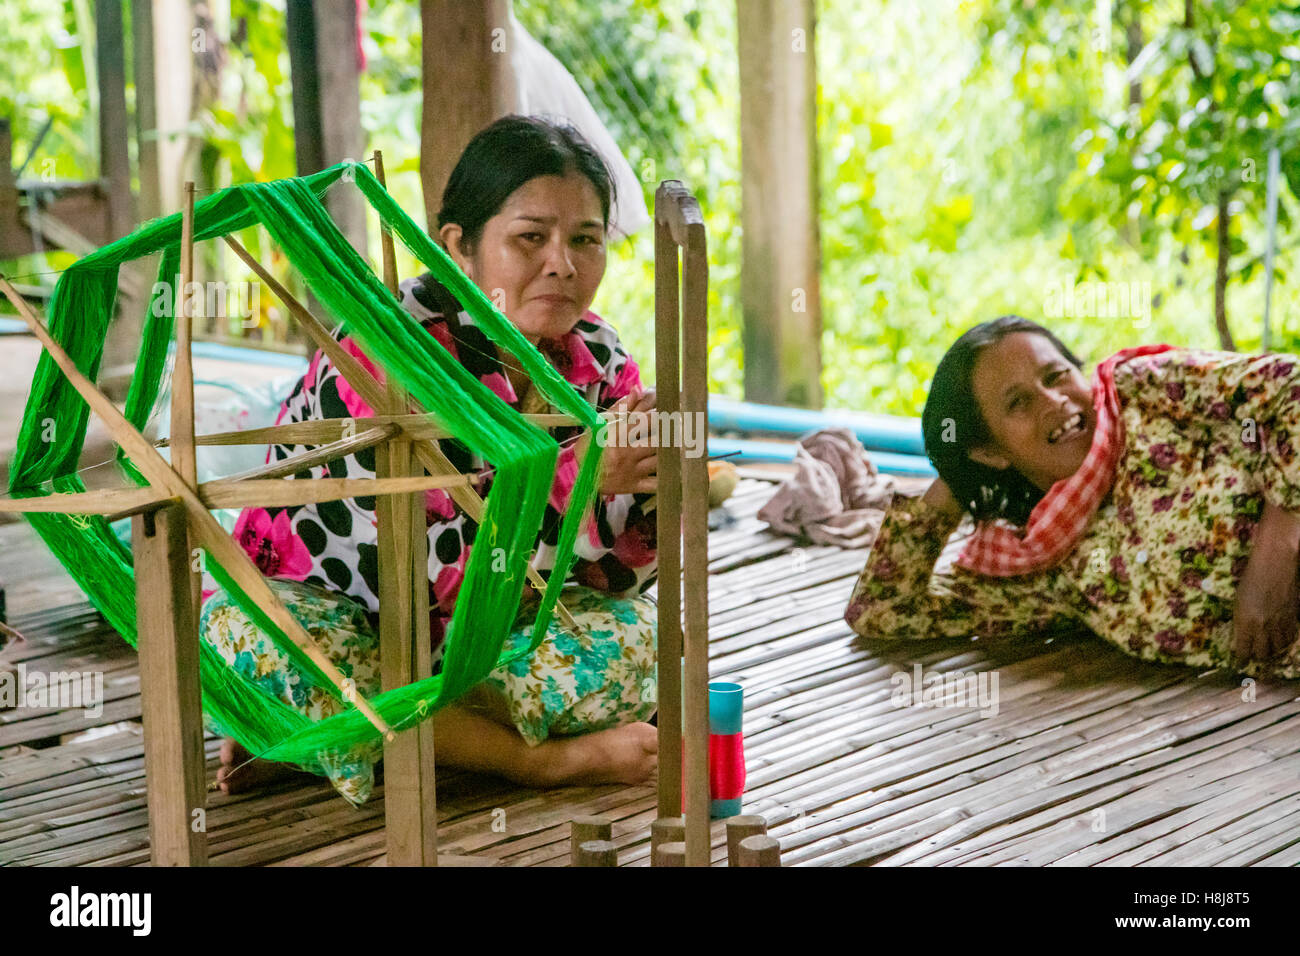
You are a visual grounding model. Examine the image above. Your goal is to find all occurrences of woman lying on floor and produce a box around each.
[206,116,660,804]
[846,315,1300,679]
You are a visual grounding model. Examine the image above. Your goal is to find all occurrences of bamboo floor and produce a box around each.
[3,472,1299,867]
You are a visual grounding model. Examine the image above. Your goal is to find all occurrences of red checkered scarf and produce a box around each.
[955,344,1175,577]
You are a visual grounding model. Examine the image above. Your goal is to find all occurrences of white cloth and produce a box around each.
[510,14,651,239]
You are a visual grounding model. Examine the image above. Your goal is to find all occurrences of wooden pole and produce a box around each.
[419,0,515,229]
[173,182,202,626]
[375,151,439,867]
[96,0,134,240]
[681,207,711,867]
[725,815,767,866]
[571,816,612,863]
[736,0,822,408]
[653,190,684,823]
[130,0,161,223]
[574,840,618,867]
[650,816,685,861]
[653,841,687,867]
[133,502,207,866]
[735,834,781,867]
[287,0,367,255]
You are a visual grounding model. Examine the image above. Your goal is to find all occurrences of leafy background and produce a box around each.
[3,0,1298,416]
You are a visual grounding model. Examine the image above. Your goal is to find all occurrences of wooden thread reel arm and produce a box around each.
[0,275,397,742]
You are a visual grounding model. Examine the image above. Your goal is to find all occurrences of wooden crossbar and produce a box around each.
[154,412,581,448]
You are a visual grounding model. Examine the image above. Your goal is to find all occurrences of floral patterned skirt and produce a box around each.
[199,580,658,805]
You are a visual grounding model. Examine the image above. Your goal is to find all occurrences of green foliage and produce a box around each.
[7,0,1300,419]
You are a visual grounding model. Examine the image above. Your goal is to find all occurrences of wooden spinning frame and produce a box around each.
[0,162,723,868]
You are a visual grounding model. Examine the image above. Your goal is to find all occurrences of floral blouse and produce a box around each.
[845,348,1300,680]
[230,274,658,665]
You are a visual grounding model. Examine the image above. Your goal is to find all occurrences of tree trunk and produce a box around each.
[1214,188,1235,351]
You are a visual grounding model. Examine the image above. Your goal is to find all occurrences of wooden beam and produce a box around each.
[198,473,470,510]
[287,0,366,254]
[152,0,193,216]
[0,276,396,741]
[0,487,165,515]
[174,182,201,633]
[653,186,684,824]
[217,424,400,481]
[736,0,822,408]
[287,0,324,177]
[681,202,712,868]
[376,148,439,867]
[155,413,580,449]
[134,501,207,866]
[0,119,21,258]
[130,0,161,223]
[419,0,515,229]
[96,0,134,240]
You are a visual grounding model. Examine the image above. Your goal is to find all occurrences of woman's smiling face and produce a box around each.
[968,331,1096,491]
[441,172,607,344]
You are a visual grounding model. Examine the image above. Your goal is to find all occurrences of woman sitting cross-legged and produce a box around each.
[846,315,1300,679]
[204,116,660,804]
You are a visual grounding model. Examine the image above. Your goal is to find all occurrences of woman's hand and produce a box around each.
[1233,500,1300,662]
[599,388,657,495]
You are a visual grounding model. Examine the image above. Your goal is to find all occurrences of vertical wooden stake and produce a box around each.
[375,150,438,866]
[653,841,687,868]
[653,203,683,823]
[681,222,712,867]
[575,840,618,867]
[571,816,612,863]
[172,182,202,624]
[651,816,685,861]
[726,815,767,867]
[736,835,782,867]
[134,502,207,866]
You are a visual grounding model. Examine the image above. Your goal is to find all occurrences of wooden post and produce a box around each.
[375,151,439,867]
[133,502,207,866]
[735,834,781,867]
[654,841,687,868]
[681,200,711,868]
[725,815,767,866]
[419,0,515,229]
[0,120,20,258]
[654,192,684,823]
[97,0,144,383]
[654,182,711,867]
[96,0,134,240]
[651,816,685,860]
[287,0,367,255]
[570,816,612,864]
[736,0,822,408]
[130,0,161,224]
[152,0,194,217]
[172,182,202,624]
[575,840,617,867]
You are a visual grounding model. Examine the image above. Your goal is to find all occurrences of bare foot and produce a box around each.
[214,738,301,795]
[534,722,659,787]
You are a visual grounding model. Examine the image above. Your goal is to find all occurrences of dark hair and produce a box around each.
[921,315,1085,526]
[437,115,615,252]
